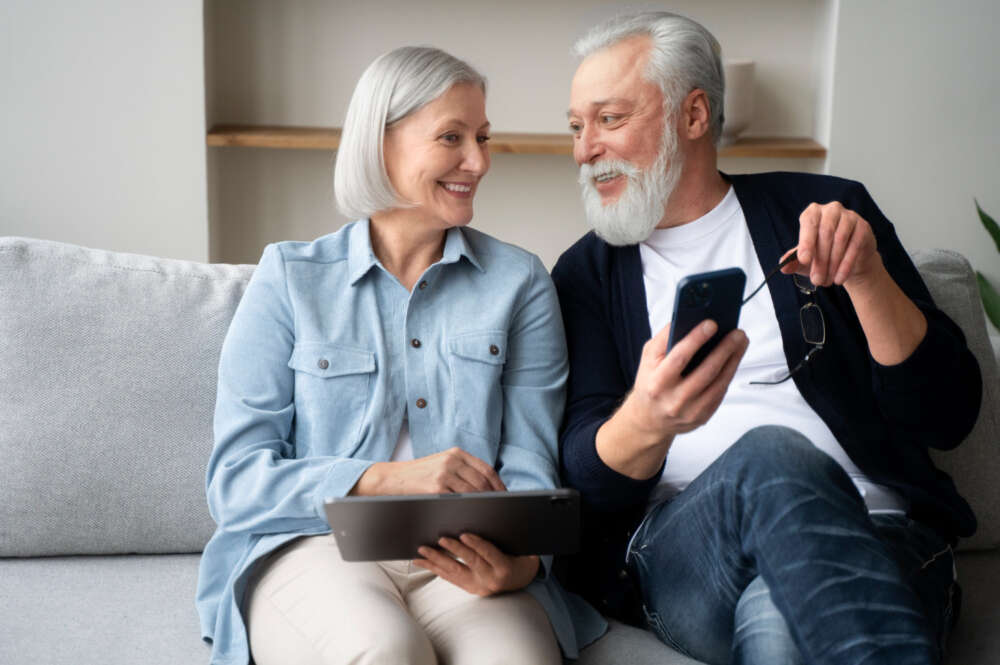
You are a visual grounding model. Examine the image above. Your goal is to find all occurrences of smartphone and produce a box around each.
[665,267,746,376]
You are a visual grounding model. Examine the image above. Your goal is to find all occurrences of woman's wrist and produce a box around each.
[350,461,391,496]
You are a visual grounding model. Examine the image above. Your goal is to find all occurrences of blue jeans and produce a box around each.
[627,426,957,665]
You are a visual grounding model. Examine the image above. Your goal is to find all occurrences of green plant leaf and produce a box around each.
[975,199,1000,254]
[977,271,1000,331]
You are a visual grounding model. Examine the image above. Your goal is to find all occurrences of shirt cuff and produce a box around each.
[312,457,375,518]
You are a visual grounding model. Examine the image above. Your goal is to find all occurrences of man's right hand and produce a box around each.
[596,319,748,480]
[350,447,506,496]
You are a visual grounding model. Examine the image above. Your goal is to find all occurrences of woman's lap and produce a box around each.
[245,534,559,665]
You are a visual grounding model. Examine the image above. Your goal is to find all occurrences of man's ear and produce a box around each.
[680,88,712,141]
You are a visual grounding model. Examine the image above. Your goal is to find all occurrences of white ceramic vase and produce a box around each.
[722,59,755,146]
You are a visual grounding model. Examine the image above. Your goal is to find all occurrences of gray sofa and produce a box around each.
[1,236,997,665]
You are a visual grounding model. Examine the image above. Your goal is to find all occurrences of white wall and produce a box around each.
[0,0,208,261]
[206,0,831,266]
[828,0,1000,288]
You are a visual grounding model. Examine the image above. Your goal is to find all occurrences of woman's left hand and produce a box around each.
[413,533,540,596]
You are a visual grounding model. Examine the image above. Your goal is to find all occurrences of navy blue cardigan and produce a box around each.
[551,172,981,619]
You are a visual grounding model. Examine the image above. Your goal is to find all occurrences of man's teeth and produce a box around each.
[443,183,472,192]
[595,173,619,183]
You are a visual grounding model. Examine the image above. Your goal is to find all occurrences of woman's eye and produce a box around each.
[440,133,459,144]
[476,135,491,144]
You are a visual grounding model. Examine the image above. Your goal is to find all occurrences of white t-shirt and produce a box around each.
[639,186,906,514]
[390,416,414,462]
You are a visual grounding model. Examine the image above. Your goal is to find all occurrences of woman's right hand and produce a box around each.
[350,447,505,496]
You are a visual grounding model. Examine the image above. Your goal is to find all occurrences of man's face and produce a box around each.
[569,36,667,202]
[568,36,683,245]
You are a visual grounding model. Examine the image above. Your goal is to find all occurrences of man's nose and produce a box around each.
[573,124,603,165]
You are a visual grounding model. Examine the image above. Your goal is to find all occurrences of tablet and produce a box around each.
[323,488,580,562]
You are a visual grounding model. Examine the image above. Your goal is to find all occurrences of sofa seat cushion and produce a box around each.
[1,552,994,665]
[948,550,1000,664]
[0,554,209,665]
[576,619,703,665]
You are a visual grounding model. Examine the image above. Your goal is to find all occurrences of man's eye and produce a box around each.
[569,122,582,133]
[600,115,618,124]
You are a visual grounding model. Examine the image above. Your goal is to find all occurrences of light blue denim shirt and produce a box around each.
[196,220,606,664]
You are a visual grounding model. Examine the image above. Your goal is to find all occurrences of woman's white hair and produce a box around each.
[334,46,486,220]
[573,12,725,143]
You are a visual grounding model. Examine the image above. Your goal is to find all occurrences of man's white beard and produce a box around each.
[578,127,683,246]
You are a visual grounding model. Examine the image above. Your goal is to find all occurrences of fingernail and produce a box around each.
[702,320,716,334]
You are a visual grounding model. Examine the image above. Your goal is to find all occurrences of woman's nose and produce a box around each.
[461,141,490,175]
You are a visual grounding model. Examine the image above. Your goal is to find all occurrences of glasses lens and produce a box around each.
[800,302,825,345]
[793,273,816,294]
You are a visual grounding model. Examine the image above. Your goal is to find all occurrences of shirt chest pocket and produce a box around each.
[287,342,375,453]
[448,331,507,443]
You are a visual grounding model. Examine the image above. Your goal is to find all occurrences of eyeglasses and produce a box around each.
[742,250,826,386]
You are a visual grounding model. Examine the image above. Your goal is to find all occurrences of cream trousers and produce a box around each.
[245,534,561,665]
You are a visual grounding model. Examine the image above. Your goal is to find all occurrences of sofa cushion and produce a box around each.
[0,554,209,665]
[0,237,253,556]
[913,249,1000,551]
[2,552,991,665]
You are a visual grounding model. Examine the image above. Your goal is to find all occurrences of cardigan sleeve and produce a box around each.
[551,244,662,513]
[843,183,982,451]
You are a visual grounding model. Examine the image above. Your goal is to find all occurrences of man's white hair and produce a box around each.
[334,46,486,220]
[573,11,725,143]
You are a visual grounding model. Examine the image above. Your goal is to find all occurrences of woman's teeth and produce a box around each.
[442,183,472,192]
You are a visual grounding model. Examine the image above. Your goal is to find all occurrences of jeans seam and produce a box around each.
[641,603,693,657]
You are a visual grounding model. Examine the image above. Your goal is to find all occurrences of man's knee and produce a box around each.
[724,425,846,483]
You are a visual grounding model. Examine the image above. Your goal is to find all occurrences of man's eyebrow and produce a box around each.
[566,98,631,117]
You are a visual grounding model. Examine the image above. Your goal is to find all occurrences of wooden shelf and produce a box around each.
[207,125,826,158]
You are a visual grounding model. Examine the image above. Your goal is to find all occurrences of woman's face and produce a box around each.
[382,83,490,229]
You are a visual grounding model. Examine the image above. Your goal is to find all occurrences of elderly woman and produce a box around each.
[195,47,604,665]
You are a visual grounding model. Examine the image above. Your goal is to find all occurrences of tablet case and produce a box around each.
[324,489,580,561]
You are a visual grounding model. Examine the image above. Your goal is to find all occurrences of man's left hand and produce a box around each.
[413,533,540,596]
[780,201,883,288]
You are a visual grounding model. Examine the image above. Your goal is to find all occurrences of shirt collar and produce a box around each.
[348,220,484,286]
[441,226,484,273]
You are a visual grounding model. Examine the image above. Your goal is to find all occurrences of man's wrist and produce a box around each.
[596,398,673,480]
[843,255,888,297]
[618,392,673,450]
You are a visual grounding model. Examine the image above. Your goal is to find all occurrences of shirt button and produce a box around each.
[489,344,500,356]
[418,280,428,290]
[416,398,428,409]
[317,358,329,370]
[411,338,421,348]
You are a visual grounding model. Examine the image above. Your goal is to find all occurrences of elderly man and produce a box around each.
[552,11,981,665]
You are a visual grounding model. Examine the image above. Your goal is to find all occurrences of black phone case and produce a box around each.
[665,267,746,375]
